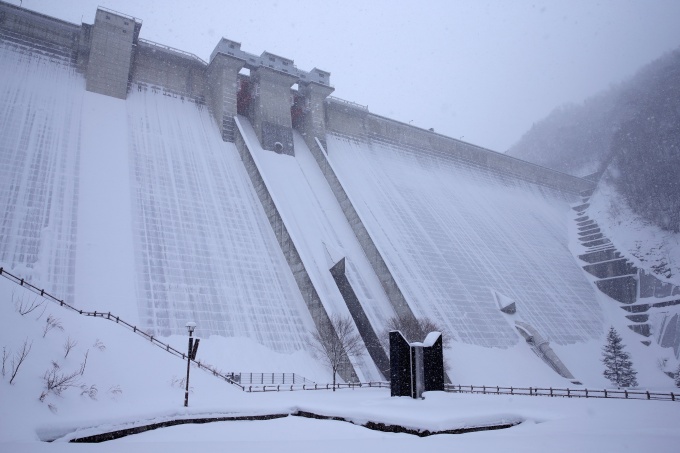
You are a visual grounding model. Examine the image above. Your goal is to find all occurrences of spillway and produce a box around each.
[235,117,392,379]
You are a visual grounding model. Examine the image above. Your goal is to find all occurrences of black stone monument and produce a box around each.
[389,330,444,398]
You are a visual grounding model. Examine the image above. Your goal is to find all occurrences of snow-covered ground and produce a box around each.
[2,270,680,452]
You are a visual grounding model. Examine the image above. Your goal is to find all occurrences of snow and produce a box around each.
[585,172,680,362]
[325,135,603,349]
[75,91,137,322]
[589,175,680,288]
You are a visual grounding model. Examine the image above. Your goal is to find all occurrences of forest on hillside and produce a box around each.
[509,48,680,232]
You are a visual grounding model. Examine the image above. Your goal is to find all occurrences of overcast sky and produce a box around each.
[20,0,680,152]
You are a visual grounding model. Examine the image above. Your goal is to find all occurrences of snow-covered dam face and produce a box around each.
[1,28,604,375]
[326,135,604,347]
[0,46,83,302]
[0,43,313,350]
[125,90,313,347]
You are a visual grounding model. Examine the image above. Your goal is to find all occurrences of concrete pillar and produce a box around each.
[298,79,334,150]
[206,53,245,142]
[85,8,139,99]
[250,66,298,155]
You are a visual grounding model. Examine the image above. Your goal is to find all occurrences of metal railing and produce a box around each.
[138,38,207,65]
[0,266,386,393]
[97,6,142,24]
[229,372,315,385]
[5,267,676,401]
[327,96,369,111]
[445,384,678,402]
[244,381,390,393]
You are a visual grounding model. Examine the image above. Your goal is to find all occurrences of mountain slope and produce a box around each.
[508,48,680,179]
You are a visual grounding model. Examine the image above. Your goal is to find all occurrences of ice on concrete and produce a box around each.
[326,135,604,348]
[123,90,313,350]
[0,45,84,301]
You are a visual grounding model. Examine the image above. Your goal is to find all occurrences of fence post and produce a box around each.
[585,388,588,398]
[550,387,553,397]
[483,385,486,394]
[510,386,513,395]
[646,391,650,400]
[625,390,628,399]
[496,386,499,394]
[672,392,675,402]
[567,388,570,398]
[604,389,607,398]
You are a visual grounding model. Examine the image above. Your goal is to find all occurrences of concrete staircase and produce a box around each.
[574,189,680,344]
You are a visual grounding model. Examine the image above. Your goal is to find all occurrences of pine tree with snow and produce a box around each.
[602,327,638,388]
[675,363,680,388]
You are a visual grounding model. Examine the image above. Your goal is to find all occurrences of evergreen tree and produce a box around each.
[675,363,680,388]
[602,327,638,388]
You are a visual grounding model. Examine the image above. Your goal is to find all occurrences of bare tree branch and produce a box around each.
[63,337,77,358]
[13,291,45,316]
[9,338,32,384]
[310,314,364,390]
[1,346,7,378]
[40,361,81,400]
[382,315,450,345]
[42,315,64,338]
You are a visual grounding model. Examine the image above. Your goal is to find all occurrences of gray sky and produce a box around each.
[20,0,680,151]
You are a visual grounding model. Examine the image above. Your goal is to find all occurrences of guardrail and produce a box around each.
[138,38,207,65]
[229,372,315,385]
[327,96,369,112]
[244,381,390,393]
[445,384,678,402]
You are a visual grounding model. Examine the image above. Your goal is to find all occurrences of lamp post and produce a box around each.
[184,321,196,407]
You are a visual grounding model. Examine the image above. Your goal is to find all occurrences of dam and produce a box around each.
[2,1,677,384]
